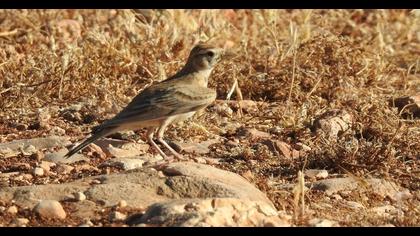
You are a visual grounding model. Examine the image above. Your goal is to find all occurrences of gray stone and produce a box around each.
[44,148,89,164]
[0,136,71,158]
[312,177,405,200]
[135,198,290,227]
[1,162,273,220]
[101,158,145,170]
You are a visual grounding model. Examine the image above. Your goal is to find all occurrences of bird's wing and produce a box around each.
[99,84,217,129]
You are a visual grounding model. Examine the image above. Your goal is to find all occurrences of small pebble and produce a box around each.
[7,205,18,214]
[91,179,101,184]
[33,167,44,176]
[118,200,128,208]
[74,192,86,201]
[78,219,94,227]
[110,211,127,222]
[78,224,90,227]
[345,201,365,209]
[14,218,29,226]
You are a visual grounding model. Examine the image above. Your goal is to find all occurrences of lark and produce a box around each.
[65,43,232,160]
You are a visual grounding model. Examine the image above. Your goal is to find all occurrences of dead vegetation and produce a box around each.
[0,9,419,226]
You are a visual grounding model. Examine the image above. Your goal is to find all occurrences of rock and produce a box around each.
[7,205,18,214]
[0,136,70,158]
[2,162,272,213]
[0,206,5,212]
[55,164,74,174]
[162,162,272,205]
[74,192,86,201]
[296,142,312,152]
[261,140,300,159]
[312,177,405,200]
[78,219,94,227]
[33,200,66,219]
[0,171,20,178]
[227,100,265,113]
[169,139,220,154]
[32,167,44,176]
[110,211,127,222]
[212,102,234,117]
[117,200,128,208]
[44,148,89,164]
[14,218,29,226]
[107,143,150,158]
[393,189,413,201]
[0,147,19,159]
[305,169,328,179]
[22,145,37,156]
[344,201,365,209]
[236,127,271,141]
[101,158,145,170]
[85,143,107,159]
[390,94,420,118]
[308,218,339,227]
[74,164,99,172]
[78,223,91,227]
[331,194,343,200]
[71,200,100,219]
[381,224,396,227]
[36,108,51,129]
[369,205,401,218]
[49,126,66,136]
[39,161,56,173]
[241,170,255,181]
[313,109,352,138]
[135,198,290,227]
[31,151,45,161]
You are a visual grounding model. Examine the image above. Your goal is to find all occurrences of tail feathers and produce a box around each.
[64,127,115,158]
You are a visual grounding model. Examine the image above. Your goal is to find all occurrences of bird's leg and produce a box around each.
[146,127,169,160]
[156,125,185,160]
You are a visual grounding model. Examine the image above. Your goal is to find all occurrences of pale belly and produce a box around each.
[116,111,196,132]
[172,111,196,124]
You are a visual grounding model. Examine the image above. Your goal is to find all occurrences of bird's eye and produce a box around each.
[206,51,214,57]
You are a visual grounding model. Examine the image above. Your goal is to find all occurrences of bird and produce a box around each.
[64,43,232,160]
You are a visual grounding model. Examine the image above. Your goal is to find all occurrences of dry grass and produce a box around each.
[0,9,419,226]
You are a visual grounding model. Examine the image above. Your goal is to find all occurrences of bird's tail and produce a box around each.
[64,126,117,158]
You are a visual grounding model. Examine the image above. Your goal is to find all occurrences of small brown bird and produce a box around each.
[65,43,231,159]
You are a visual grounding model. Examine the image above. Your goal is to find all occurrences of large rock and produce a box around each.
[33,200,66,219]
[162,162,272,205]
[312,177,408,200]
[131,198,290,227]
[0,162,272,218]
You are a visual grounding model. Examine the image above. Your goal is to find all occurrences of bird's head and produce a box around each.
[186,43,236,71]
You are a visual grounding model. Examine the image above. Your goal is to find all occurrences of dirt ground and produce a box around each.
[0,9,419,226]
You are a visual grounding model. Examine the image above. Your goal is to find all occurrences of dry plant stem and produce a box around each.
[293,169,306,222]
